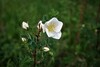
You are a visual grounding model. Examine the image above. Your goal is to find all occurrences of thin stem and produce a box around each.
[33,49,37,67]
[33,24,42,67]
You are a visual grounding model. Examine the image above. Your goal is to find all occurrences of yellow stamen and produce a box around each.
[47,23,56,32]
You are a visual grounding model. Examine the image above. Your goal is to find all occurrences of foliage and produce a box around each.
[0,0,100,67]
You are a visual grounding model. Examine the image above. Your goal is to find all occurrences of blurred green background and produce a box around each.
[0,0,100,67]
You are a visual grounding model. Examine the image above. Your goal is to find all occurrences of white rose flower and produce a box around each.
[22,21,29,30]
[38,17,63,39]
[43,47,50,52]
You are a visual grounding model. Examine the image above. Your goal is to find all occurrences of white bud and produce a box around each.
[82,24,85,28]
[22,21,29,29]
[37,21,42,30]
[95,29,97,33]
[43,47,50,52]
[21,37,27,42]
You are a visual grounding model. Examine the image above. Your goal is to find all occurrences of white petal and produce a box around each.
[45,17,57,26]
[54,21,63,32]
[52,31,62,39]
[42,24,46,33]
[45,27,62,39]
[45,28,55,37]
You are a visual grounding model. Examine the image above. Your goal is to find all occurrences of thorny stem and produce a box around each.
[33,23,42,67]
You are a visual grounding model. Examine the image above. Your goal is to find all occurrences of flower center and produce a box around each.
[47,23,56,32]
